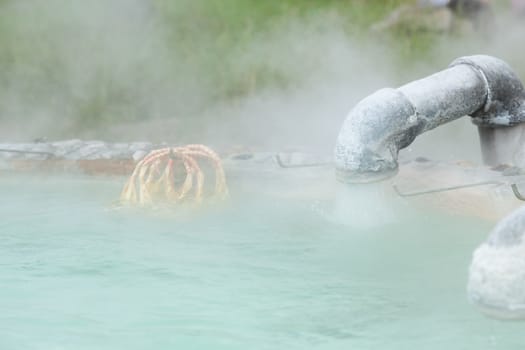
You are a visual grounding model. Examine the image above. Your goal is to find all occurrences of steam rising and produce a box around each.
[0,1,524,159]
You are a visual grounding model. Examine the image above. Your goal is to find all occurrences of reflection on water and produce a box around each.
[0,175,521,350]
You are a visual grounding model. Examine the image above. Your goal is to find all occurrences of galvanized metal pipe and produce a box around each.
[468,205,525,320]
[335,55,525,183]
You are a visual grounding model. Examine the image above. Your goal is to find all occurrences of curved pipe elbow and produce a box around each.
[335,55,525,183]
[334,88,420,183]
[468,205,525,320]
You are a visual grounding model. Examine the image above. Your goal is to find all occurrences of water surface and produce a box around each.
[0,175,523,349]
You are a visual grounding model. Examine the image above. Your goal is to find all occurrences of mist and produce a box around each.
[1,0,524,162]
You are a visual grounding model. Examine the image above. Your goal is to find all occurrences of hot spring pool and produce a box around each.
[0,175,523,349]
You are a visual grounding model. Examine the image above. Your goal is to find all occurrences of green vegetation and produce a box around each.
[153,0,423,98]
[0,0,515,137]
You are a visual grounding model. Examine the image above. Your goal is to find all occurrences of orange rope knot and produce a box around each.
[120,144,228,206]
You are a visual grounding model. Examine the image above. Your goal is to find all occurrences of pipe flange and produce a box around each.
[451,55,525,127]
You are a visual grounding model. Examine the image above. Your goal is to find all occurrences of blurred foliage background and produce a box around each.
[0,0,523,144]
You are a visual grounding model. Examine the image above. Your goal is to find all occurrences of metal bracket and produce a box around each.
[511,184,525,201]
[0,148,55,159]
[275,154,331,169]
[393,180,525,202]
[392,181,498,198]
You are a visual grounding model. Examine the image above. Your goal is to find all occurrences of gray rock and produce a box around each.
[132,150,148,161]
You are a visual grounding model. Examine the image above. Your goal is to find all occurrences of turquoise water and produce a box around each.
[0,175,523,349]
